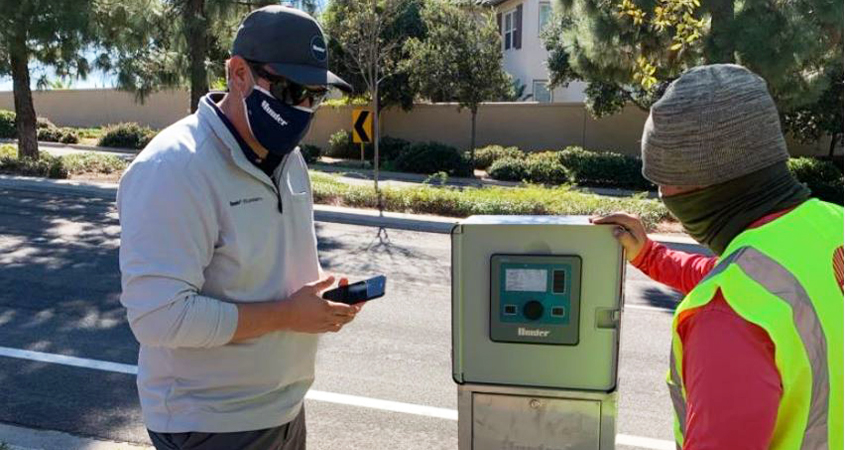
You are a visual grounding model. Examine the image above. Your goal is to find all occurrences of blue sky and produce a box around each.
[0,70,116,92]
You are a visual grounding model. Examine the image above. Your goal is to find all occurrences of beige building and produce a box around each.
[486,0,587,103]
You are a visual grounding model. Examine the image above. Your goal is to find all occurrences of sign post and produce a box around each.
[352,109,373,166]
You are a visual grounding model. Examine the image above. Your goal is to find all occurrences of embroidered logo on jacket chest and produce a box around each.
[229,197,263,207]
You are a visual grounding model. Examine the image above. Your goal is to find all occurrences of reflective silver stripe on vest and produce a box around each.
[669,246,830,449]
[668,349,686,437]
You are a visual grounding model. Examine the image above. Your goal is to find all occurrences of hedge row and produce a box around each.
[787,158,844,204]
[1,110,80,144]
[324,130,473,177]
[482,145,843,204]
[98,123,157,149]
[487,146,654,191]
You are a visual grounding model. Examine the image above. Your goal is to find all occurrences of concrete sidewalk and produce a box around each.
[0,423,151,450]
[0,174,696,246]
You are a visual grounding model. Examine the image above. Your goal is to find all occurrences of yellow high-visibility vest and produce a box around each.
[668,199,843,449]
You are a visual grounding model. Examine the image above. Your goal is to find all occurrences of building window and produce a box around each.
[504,9,515,50]
[539,2,552,35]
[533,80,552,103]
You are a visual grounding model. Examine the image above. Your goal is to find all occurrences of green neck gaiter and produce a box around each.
[660,162,811,256]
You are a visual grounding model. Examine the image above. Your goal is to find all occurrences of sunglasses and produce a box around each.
[247,61,329,110]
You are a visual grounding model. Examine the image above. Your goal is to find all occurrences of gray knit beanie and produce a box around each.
[641,64,789,186]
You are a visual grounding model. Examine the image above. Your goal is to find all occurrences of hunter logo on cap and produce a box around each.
[310,36,327,62]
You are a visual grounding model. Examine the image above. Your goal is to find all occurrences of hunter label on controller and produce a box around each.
[490,254,582,345]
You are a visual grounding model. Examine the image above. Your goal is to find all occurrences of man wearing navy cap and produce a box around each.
[117,6,356,449]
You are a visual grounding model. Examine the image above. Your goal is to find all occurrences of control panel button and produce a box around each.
[503,304,517,315]
[551,306,565,317]
[523,301,544,321]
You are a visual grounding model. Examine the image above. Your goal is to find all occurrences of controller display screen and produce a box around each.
[505,269,547,292]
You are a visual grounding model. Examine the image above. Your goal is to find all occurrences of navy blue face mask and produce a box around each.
[242,84,313,157]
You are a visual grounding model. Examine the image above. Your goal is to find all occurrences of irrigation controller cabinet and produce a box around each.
[451,216,626,450]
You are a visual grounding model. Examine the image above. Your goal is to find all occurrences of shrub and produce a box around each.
[488,152,569,184]
[299,144,321,164]
[525,152,569,184]
[36,117,55,129]
[59,128,80,144]
[36,127,63,142]
[326,130,366,159]
[37,126,79,144]
[0,147,68,179]
[326,131,410,163]
[488,157,529,181]
[98,123,156,149]
[788,157,843,204]
[473,145,523,170]
[377,136,411,162]
[394,141,473,177]
[0,110,14,138]
[0,144,15,159]
[558,146,653,190]
[0,111,80,144]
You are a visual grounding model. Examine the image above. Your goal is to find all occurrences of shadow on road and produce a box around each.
[315,223,446,286]
[0,188,145,442]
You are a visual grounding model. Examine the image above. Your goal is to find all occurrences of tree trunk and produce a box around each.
[830,133,842,158]
[184,0,209,113]
[373,71,380,196]
[371,0,380,201]
[470,108,477,171]
[10,32,38,160]
[705,0,736,63]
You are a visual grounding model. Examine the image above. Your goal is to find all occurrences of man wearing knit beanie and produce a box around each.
[592,64,843,449]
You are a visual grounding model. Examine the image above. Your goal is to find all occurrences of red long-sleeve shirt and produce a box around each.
[632,211,792,449]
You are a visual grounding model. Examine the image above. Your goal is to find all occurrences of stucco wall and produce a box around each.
[0,89,190,129]
[0,88,835,157]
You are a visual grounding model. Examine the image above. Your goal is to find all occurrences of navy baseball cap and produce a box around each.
[232,5,352,92]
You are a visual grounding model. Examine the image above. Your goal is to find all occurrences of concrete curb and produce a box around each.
[0,422,151,450]
[0,174,699,245]
[0,139,139,155]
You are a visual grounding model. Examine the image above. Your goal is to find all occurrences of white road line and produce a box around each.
[0,345,676,450]
[616,434,675,450]
[0,346,138,375]
[305,390,458,421]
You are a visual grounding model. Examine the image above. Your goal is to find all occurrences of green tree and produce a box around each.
[782,64,844,159]
[0,0,98,159]
[97,0,275,113]
[321,0,417,195]
[405,0,512,165]
[322,0,425,113]
[544,0,843,119]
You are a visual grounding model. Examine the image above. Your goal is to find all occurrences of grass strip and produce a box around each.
[0,145,128,178]
[310,172,671,231]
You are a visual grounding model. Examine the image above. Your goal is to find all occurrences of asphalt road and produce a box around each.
[0,186,703,449]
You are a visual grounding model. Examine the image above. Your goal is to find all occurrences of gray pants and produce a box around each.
[148,407,306,450]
